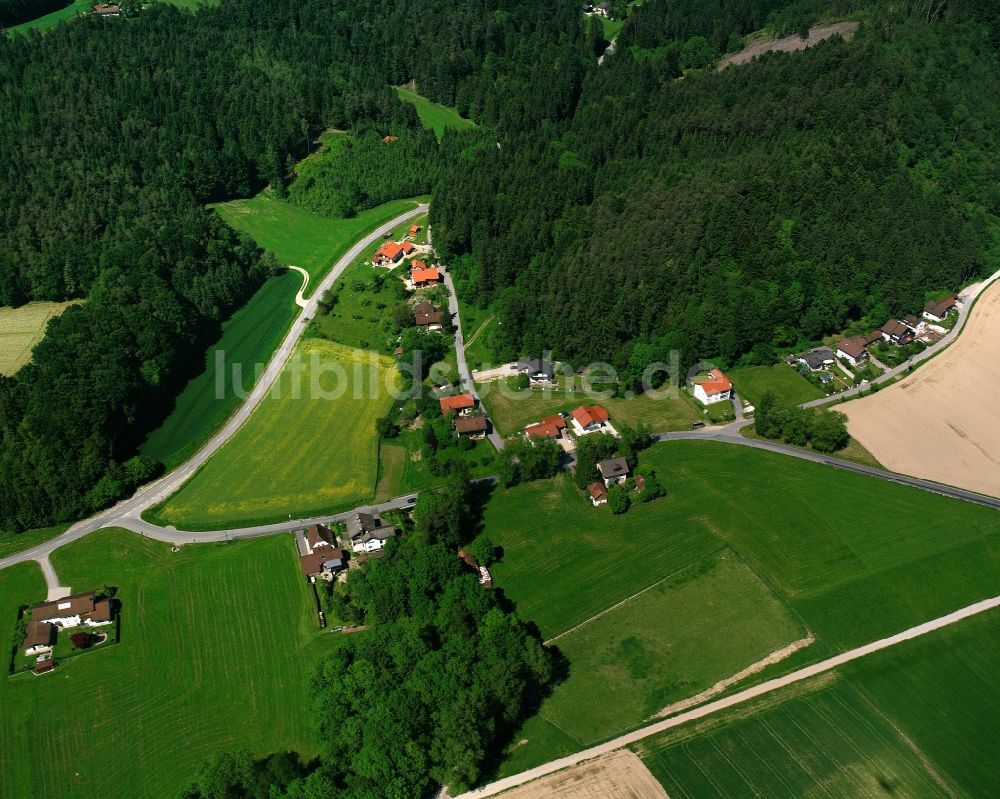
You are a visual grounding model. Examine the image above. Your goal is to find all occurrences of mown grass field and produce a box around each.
[477,381,702,436]
[0,300,78,375]
[0,529,337,799]
[154,340,397,528]
[6,0,89,35]
[0,523,70,558]
[212,194,422,284]
[728,364,823,407]
[395,87,477,139]
[637,676,953,799]
[486,441,1000,649]
[141,271,299,469]
[538,550,806,745]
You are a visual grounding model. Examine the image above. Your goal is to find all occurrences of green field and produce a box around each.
[212,194,423,284]
[536,550,806,745]
[0,529,336,799]
[141,271,299,469]
[638,676,953,799]
[486,441,1000,649]
[6,0,89,34]
[477,381,702,436]
[153,340,397,528]
[0,300,79,375]
[0,523,70,558]
[395,87,477,139]
[729,364,824,407]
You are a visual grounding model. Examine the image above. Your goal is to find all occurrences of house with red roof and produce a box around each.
[693,368,733,406]
[571,405,610,435]
[409,224,422,237]
[372,242,405,266]
[524,414,567,440]
[588,482,609,507]
[411,266,441,287]
[440,393,476,414]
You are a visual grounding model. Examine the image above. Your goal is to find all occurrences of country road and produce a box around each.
[452,592,1000,798]
[0,203,428,583]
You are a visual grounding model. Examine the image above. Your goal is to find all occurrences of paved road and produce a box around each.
[803,268,1000,408]
[441,265,505,451]
[452,592,1000,798]
[0,204,428,580]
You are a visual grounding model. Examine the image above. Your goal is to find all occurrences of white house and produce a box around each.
[596,457,630,486]
[835,336,869,367]
[31,592,105,629]
[347,512,398,553]
[923,296,957,323]
[23,620,54,656]
[692,369,733,405]
[571,405,612,436]
[588,482,609,506]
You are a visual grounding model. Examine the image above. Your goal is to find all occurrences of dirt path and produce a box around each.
[842,278,1000,499]
[451,592,1000,798]
[286,265,310,308]
[720,21,859,69]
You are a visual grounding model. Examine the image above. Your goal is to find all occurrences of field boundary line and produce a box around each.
[543,549,726,645]
[454,593,1000,798]
[464,314,495,350]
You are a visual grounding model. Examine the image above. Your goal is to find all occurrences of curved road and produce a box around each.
[0,203,428,581]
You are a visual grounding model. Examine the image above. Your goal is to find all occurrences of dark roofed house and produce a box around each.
[880,320,914,346]
[414,305,444,329]
[32,592,97,627]
[87,599,113,626]
[516,357,554,383]
[797,347,835,372]
[306,523,336,552]
[835,336,869,367]
[596,456,630,486]
[92,3,121,15]
[923,296,957,322]
[901,314,922,332]
[455,414,488,439]
[300,548,347,579]
[346,512,398,553]
[24,620,55,656]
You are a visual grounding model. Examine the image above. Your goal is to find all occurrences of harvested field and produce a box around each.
[495,751,669,799]
[720,21,859,69]
[841,279,1000,499]
[0,301,78,375]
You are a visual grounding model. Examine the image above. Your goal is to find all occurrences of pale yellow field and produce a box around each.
[0,301,78,375]
[495,752,670,799]
[842,279,1000,498]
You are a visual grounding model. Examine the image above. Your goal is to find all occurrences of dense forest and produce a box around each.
[0,0,585,531]
[434,0,1000,384]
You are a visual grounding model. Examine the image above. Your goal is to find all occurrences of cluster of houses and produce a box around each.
[22,591,115,673]
[299,515,400,580]
[587,456,642,506]
[523,403,617,446]
[440,392,489,439]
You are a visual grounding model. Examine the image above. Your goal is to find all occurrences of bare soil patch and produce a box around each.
[842,279,1000,498]
[495,751,670,799]
[720,21,859,69]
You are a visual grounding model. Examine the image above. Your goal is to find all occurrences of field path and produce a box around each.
[451,593,1000,798]
[286,265,311,308]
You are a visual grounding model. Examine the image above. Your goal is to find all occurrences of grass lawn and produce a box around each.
[729,364,824,407]
[0,529,339,799]
[374,430,497,500]
[477,380,703,436]
[637,675,953,799]
[152,340,397,529]
[6,0,89,35]
[537,550,806,745]
[212,193,423,286]
[599,15,625,39]
[486,441,1000,651]
[0,300,79,375]
[141,271,300,469]
[0,523,70,559]
[395,87,477,139]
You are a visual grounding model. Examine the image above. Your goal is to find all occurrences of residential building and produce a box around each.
[901,314,923,332]
[300,548,347,578]
[571,405,610,434]
[411,266,441,287]
[923,296,957,322]
[588,482,609,506]
[92,3,121,15]
[879,320,914,346]
[524,414,567,439]
[306,523,336,552]
[516,357,554,383]
[595,1,611,17]
[372,242,405,266]
[24,620,55,656]
[400,241,416,256]
[440,393,475,414]
[346,512,398,553]
[797,347,835,372]
[31,592,111,629]
[409,224,422,236]
[596,457,630,486]
[413,301,444,330]
[692,369,733,405]
[455,414,488,439]
[835,336,869,366]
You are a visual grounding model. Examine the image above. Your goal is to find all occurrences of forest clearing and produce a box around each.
[720,21,860,68]
[842,279,1000,499]
[0,301,78,375]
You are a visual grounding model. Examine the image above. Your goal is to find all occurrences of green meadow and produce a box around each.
[212,194,423,284]
[152,340,397,529]
[0,523,70,558]
[141,270,299,469]
[0,529,337,799]
[395,86,477,139]
[728,363,824,407]
[6,0,89,35]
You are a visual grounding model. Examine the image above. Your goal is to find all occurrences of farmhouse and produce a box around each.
[306,523,336,552]
[346,512,398,553]
[836,336,869,366]
[92,3,120,15]
[879,320,915,346]
[524,414,567,439]
[455,414,488,439]
[923,296,957,322]
[31,592,113,629]
[587,481,609,506]
[571,405,610,435]
[411,266,442,287]
[372,242,405,266]
[413,301,444,330]
[300,548,347,579]
[596,456,630,486]
[797,347,835,371]
[692,369,733,406]
[516,356,554,383]
[23,620,55,656]
[440,393,476,414]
